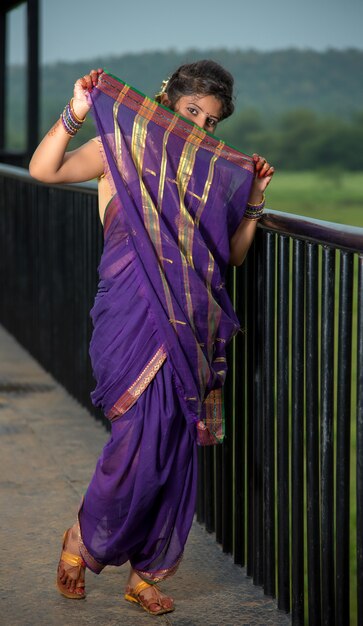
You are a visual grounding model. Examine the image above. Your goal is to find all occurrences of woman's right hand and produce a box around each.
[72,68,104,120]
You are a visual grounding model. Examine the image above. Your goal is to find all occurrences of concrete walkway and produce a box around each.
[0,325,291,626]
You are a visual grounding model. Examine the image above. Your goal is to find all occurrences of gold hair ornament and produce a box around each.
[155,78,170,101]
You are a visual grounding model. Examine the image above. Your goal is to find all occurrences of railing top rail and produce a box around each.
[1,163,362,253]
[0,163,97,195]
[259,209,363,254]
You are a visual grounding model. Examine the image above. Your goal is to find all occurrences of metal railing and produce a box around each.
[0,164,102,418]
[0,164,362,625]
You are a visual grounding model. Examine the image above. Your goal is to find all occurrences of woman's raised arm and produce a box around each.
[229,154,275,266]
[29,69,104,184]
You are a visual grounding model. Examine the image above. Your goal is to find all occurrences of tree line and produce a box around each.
[219,108,363,171]
[5,48,363,171]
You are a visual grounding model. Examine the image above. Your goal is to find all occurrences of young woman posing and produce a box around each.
[30,60,274,616]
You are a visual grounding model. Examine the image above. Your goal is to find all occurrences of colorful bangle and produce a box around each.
[244,195,265,220]
[61,100,85,137]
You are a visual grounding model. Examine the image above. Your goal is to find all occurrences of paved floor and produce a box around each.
[0,324,291,626]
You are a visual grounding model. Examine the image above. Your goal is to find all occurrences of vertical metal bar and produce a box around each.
[277,235,290,611]
[26,0,39,161]
[215,444,223,543]
[357,255,363,626]
[336,250,354,626]
[222,266,235,554]
[196,447,204,522]
[204,446,215,533]
[291,239,305,626]
[305,242,321,626]
[234,261,247,566]
[0,10,5,149]
[320,246,336,626]
[246,243,256,577]
[263,230,276,597]
[253,231,264,585]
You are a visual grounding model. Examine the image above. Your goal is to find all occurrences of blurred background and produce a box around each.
[5,0,363,225]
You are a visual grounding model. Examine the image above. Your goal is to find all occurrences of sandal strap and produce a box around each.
[61,549,86,568]
[133,580,154,596]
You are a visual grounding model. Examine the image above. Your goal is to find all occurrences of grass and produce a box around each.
[265,170,363,228]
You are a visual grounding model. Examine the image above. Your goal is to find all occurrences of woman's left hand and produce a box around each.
[248,154,275,204]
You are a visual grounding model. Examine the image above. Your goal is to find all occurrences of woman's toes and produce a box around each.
[59,569,66,583]
[161,596,173,610]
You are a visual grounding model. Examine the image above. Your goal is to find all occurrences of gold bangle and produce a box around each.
[69,97,86,124]
[247,193,265,208]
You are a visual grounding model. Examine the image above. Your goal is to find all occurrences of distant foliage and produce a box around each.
[219,107,363,170]
[6,48,363,170]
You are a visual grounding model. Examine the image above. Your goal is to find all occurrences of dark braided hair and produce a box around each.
[155,60,235,121]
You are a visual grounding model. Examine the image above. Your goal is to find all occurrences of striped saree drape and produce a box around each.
[89,70,254,445]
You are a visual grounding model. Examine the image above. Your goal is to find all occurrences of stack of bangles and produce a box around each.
[61,98,86,136]
[244,195,265,220]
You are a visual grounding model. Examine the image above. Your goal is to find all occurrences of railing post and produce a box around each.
[320,246,336,626]
[291,239,305,625]
[357,255,363,626]
[277,235,290,611]
[336,250,354,625]
[252,232,264,585]
[246,242,256,577]
[306,242,321,626]
[263,230,276,597]
[234,261,247,566]
[26,0,40,160]
[0,10,5,150]
[222,266,235,554]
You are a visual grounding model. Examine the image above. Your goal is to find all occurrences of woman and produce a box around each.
[29,60,274,616]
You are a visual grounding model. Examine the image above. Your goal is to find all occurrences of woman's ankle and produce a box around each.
[69,522,80,546]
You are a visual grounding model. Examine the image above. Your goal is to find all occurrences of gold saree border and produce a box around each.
[77,502,105,574]
[133,552,184,583]
[107,346,167,421]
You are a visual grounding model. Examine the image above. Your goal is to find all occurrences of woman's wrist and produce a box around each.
[247,191,264,206]
[71,97,90,121]
[61,98,87,137]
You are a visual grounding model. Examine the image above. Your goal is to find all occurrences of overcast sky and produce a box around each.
[7,0,363,66]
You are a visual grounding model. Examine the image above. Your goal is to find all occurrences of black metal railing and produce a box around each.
[0,164,103,420]
[0,164,362,625]
[197,213,362,626]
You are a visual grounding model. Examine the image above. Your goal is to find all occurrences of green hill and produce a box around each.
[6,48,363,159]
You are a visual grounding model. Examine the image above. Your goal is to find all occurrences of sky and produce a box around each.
[7,0,363,66]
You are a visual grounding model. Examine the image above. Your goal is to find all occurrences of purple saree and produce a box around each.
[78,71,254,580]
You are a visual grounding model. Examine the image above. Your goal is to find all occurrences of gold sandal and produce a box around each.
[56,529,86,599]
[124,580,174,616]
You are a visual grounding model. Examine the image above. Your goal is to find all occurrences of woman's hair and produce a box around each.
[155,59,235,121]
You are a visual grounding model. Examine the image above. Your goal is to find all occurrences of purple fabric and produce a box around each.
[89,71,255,443]
[79,361,197,580]
[89,192,163,419]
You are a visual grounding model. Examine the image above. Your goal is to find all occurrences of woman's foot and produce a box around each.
[125,568,174,615]
[56,523,86,599]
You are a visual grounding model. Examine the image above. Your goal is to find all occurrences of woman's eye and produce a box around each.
[187,107,198,116]
[206,118,217,128]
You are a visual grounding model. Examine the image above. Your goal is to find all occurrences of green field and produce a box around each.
[265,170,363,229]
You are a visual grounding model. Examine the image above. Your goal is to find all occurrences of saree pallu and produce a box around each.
[89,71,255,445]
[79,72,254,579]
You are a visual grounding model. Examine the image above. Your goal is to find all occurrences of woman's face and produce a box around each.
[162,93,222,134]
